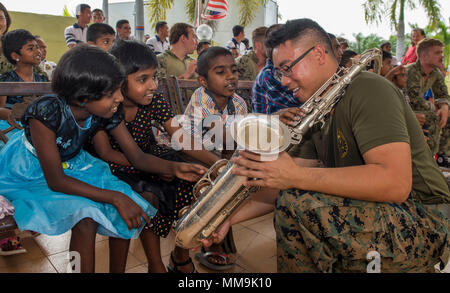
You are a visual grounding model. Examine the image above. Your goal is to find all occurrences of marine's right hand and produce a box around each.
[112,191,151,230]
[199,219,231,248]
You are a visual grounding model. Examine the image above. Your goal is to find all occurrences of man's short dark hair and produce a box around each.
[266,18,333,60]
[252,26,268,47]
[416,38,444,58]
[169,23,193,44]
[92,8,104,15]
[412,28,426,37]
[233,25,244,37]
[197,41,210,52]
[340,50,358,67]
[87,23,115,42]
[380,41,391,50]
[52,44,125,104]
[197,46,233,78]
[116,19,129,29]
[2,29,36,65]
[155,21,168,33]
[264,24,283,60]
[76,4,91,19]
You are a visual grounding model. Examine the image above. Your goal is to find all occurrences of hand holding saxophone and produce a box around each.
[199,219,232,248]
[231,151,301,190]
[273,107,304,126]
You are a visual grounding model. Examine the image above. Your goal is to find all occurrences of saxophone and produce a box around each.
[173,48,382,249]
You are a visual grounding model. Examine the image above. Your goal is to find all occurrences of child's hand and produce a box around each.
[186,60,197,77]
[112,191,151,230]
[173,162,207,182]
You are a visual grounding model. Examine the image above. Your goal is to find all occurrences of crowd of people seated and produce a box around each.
[0,2,448,274]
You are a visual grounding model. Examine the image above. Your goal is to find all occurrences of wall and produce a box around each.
[9,11,76,63]
[108,0,278,47]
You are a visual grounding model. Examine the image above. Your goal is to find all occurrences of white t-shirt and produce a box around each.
[146,36,170,55]
[64,23,88,47]
[225,38,246,56]
[40,60,57,80]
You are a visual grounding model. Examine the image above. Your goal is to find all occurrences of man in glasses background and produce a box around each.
[202,18,450,273]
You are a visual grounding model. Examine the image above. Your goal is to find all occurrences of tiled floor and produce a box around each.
[0,212,276,273]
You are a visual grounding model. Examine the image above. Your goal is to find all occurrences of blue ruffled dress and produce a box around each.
[0,120,19,149]
[0,95,157,239]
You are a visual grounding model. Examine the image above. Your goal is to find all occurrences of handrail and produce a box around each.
[0,82,53,96]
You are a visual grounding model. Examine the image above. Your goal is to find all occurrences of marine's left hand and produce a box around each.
[231,151,300,190]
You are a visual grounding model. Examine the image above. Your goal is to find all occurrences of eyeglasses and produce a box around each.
[274,46,315,82]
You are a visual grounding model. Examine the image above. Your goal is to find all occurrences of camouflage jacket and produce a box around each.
[236,50,259,81]
[405,61,450,112]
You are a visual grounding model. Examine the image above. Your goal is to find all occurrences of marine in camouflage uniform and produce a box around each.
[276,189,449,273]
[406,61,450,154]
[277,72,450,273]
[236,50,260,81]
[235,50,260,110]
[439,120,449,156]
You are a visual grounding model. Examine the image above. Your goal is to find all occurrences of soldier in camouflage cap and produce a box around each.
[406,38,450,155]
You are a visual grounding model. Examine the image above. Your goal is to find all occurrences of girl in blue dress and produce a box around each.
[0,44,206,273]
[0,29,48,149]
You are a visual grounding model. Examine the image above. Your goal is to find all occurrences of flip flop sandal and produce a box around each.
[194,251,235,271]
[167,252,197,273]
[0,236,27,256]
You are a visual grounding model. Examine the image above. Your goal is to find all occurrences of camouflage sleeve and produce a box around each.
[406,66,433,112]
[432,72,450,107]
[236,56,248,80]
[156,54,168,81]
[32,64,49,80]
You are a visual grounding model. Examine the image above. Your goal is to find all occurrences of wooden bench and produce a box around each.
[168,78,254,115]
[0,82,53,143]
[156,76,186,116]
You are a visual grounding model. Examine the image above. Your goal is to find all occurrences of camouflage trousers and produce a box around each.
[274,189,450,273]
[439,120,450,156]
[420,110,442,155]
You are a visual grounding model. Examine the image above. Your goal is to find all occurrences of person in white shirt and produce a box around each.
[91,8,105,24]
[146,21,170,55]
[64,4,91,49]
[35,36,56,80]
[225,25,246,56]
[116,19,134,41]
